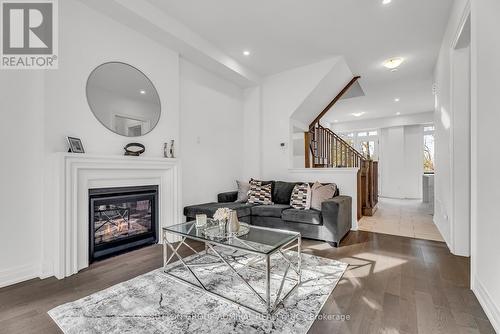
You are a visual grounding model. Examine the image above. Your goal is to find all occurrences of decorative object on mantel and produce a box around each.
[169,139,175,158]
[124,143,145,156]
[48,250,348,334]
[163,142,169,158]
[163,140,175,158]
[66,136,85,153]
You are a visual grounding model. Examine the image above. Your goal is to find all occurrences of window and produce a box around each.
[358,132,367,137]
[424,125,435,173]
[368,131,378,136]
[360,141,375,159]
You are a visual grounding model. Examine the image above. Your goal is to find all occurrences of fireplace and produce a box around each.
[89,185,158,263]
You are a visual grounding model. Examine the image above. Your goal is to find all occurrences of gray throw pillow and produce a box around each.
[310,181,337,210]
[235,180,250,202]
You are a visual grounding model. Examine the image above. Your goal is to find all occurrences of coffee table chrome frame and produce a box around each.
[162,224,301,316]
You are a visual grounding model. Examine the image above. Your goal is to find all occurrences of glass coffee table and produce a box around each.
[162,220,301,315]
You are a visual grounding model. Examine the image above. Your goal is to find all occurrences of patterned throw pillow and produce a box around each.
[247,180,273,205]
[290,183,311,210]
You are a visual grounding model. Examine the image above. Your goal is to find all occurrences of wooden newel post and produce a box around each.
[304,131,311,168]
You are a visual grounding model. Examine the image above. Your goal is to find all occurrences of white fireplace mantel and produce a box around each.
[42,153,181,279]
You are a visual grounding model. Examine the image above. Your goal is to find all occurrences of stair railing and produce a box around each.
[303,75,378,217]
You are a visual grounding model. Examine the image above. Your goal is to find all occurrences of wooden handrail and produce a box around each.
[308,76,361,129]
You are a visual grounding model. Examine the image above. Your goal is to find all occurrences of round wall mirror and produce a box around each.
[86,62,161,137]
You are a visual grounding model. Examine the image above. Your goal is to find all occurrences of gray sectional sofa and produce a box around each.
[183,181,352,247]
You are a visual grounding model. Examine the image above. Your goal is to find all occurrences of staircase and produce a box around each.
[304,76,378,218]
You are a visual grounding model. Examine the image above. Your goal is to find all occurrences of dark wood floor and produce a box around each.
[0,231,495,334]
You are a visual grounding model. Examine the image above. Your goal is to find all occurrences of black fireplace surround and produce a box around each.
[89,185,159,263]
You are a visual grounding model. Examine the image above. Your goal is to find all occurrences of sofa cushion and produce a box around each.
[184,202,255,219]
[273,181,299,205]
[282,209,322,225]
[251,204,291,218]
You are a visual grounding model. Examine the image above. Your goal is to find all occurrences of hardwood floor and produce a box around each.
[0,232,495,334]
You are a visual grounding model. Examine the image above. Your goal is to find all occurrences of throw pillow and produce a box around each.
[310,181,338,210]
[248,180,273,205]
[235,180,250,202]
[290,183,311,210]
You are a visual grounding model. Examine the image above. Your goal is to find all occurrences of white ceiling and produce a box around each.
[146,0,453,122]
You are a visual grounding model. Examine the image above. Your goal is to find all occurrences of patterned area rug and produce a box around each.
[49,249,347,334]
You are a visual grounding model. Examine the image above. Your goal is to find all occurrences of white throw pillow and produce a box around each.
[310,181,337,210]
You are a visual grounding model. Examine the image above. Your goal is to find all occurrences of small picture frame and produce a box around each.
[67,136,85,153]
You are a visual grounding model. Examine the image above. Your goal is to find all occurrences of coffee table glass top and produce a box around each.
[163,221,299,255]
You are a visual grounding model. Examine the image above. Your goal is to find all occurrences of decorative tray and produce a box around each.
[200,220,250,239]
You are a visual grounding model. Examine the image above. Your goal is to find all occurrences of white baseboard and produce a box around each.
[0,263,40,288]
[472,277,500,333]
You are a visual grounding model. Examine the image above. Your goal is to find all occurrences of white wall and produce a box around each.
[260,58,343,179]
[433,0,470,251]
[180,59,244,206]
[43,0,180,158]
[242,86,262,180]
[0,72,44,287]
[254,59,359,228]
[378,125,423,199]
[471,0,500,331]
[1,0,246,286]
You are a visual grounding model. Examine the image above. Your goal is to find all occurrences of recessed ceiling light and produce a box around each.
[394,98,400,102]
[396,112,401,116]
[383,57,404,69]
[351,112,365,117]
[243,50,250,56]
[333,120,339,123]
[382,0,392,4]
[139,90,146,95]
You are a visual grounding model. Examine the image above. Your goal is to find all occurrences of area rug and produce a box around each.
[48,249,347,334]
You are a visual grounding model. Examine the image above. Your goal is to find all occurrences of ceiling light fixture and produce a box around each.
[243,50,250,56]
[351,112,365,117]
[383,57,404,69]
[333,120,339,123]
[382,0,392,4]
[396,112,401,116]
[394,98,400,102]
[139,90,146,95]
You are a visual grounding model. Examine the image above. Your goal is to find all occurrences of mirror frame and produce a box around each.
[85,61,162,137]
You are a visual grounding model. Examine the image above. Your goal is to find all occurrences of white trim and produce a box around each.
[472,277,500,333]
[0,263,39,288]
